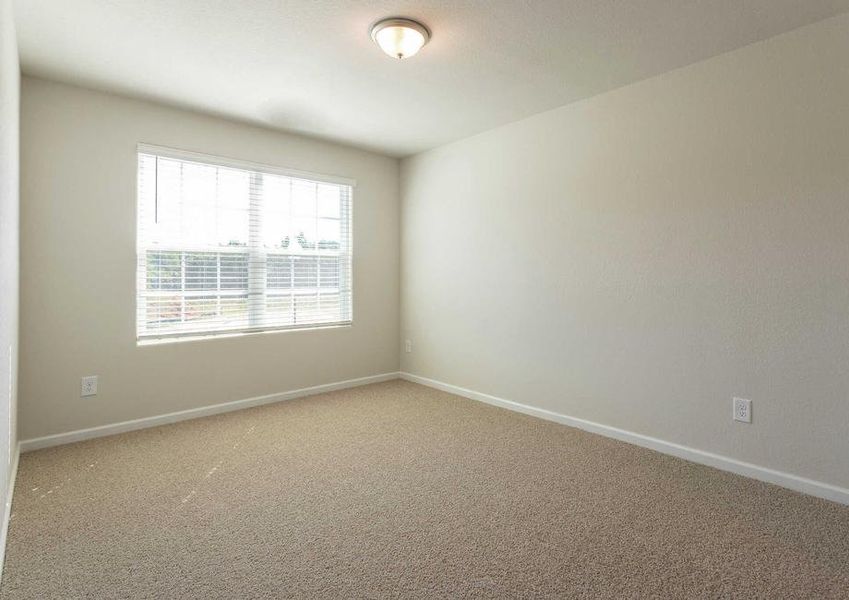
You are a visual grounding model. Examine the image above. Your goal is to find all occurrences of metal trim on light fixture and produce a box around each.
[370,17,431,59]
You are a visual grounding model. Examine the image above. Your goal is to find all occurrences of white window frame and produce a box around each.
[136,143,355,343]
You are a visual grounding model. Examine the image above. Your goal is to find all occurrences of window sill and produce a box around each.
[137,322,352,347]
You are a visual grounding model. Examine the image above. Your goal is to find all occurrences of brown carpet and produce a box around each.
[2,380,848,599]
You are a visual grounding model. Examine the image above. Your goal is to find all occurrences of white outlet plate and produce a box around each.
[405,340,412,353]
[81,376,98,397]
[733,397,752,423]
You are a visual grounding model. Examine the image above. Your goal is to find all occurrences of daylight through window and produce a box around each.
[136,146,353,340]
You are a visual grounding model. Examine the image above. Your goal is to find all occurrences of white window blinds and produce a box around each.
[136,146,353,341]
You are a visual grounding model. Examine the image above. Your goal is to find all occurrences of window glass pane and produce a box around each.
[317,184,340,218]
[146,296,182,329]
[262,174,290,209]
[217,168,250,210]
[291,180,316,216]
[319,257,339,288]
[294,293,320,323]
[153,159,186,244]
[181,163,218,246]
[185,253,217,290]
[267,294,292,320]
[185,295,218,323]
[293,256,318,288]
[220,253,248,290]
[221,294,249,323]
[261,175,292,248]
[138,150,351,339]
[317,218,340,249]
[293,218,316,250]
[319,293,341,319]
[267,255,293,289]
[146,251,181,290]
[263,218,291,250]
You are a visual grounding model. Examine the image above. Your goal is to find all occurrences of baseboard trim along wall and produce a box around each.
[0,444,21,584]
[399,372,849,506]
[20,372,400,453]
[18,370,849,506]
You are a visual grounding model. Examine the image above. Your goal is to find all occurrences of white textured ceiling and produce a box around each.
[14,1,849,156]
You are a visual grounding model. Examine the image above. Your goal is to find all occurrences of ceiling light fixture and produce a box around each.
[370,17,430,59]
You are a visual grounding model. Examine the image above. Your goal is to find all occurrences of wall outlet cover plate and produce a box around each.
[733,397,752,423]
[81,375,98,397]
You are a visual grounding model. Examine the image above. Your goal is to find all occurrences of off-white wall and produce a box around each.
[20,77,400,440]
[0,0,19,502]
[401,14,849,489]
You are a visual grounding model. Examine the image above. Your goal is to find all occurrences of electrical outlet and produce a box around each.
[733,397,751,423]
[404,339,412,353]
[81,376,98,397]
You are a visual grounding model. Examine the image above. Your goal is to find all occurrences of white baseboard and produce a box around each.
[20,372,400,453]
[400,372,849,506]
[17,370,849,506]
[0,442,21,583]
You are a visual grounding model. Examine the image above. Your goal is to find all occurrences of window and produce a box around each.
[136,145,353,341]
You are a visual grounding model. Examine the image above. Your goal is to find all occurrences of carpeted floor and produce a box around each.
[2,380,848,599]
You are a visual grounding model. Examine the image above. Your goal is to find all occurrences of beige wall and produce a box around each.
[401,14,849,489]
[0,0,19,503]
[20,77,400,440]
